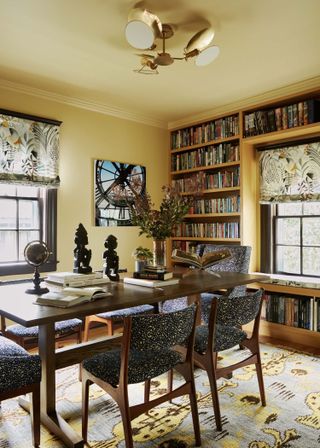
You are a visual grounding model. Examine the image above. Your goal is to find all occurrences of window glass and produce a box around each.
[276,217,300,245]
[19,231,41,260]
[0,184,16,196]
[19,200,40,229]
[303,202,320,215]
[303,247,320,276]
[277,203,302,215]
[302,217,320,245]
[0,231,17,262]
[16,186,38,198]
[276,245,301,274]
[0,199,17,229]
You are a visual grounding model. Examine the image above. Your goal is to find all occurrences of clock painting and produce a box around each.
[94,160,146,227]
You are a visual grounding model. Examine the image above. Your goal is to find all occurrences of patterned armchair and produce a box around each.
[81,304,201,448]
[193,288,265,430]
[0,334,41,447]
[159,244,251,318]
[199,244,252,322]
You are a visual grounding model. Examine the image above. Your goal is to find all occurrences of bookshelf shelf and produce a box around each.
[171,161,240,176]
[171,135,240,154]
[171,236,241,242]
[185,213,240,218]
[180,187,240,196]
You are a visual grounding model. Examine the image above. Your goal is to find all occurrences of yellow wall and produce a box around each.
[0,87,169,275]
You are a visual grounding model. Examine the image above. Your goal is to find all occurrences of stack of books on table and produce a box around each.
[45,271,109,287]
[124,266,179,288]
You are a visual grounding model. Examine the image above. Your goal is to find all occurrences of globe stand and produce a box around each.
[24,240,50,295]
[25,266,49,295]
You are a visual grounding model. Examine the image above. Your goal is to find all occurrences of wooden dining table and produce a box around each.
[0,269,268,448]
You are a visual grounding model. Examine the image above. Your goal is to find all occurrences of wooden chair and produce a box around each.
[81,304,201,448]
[192,288,266,431]
[83,304,155,340]
[0,334,41,447]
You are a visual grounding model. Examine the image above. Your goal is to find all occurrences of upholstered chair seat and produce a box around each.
[6,318,83,339]
[83,348,183,387]
[0,335,41,446]
[195,324,247,353]
[81,304,201,448]
[0,336,41,393]
[83,304,155,340]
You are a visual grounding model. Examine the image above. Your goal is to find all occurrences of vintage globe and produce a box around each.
[24,240,50,267]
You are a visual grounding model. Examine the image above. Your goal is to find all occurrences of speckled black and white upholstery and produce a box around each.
[160,244,251,315]
[83,304,196,387]
[5,318,83,339]
[82,303,201,447]
[96,304,155,320]
[194,289,264,355]
[0,335,41,394]
[192,288,265,432]
[200,245,252,323]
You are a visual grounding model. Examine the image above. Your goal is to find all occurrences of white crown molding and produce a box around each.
[168,76,320,130]
[0,78,167,129]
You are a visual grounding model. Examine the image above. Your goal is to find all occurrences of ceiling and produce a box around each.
[0,0,320,128]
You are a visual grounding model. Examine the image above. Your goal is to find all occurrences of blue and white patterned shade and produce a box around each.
[259,141,320,203]
[0,112,61,187]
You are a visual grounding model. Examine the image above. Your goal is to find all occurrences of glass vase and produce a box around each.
[152,239,166,268]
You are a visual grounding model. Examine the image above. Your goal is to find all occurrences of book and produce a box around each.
[35,286,111,308]
[123,277,180,288]
[45,271,104,287]
[171,248,231,269]
[133,271,173,281]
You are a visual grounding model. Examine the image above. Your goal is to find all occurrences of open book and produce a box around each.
[35,286,111,308]
[171,248,231,270]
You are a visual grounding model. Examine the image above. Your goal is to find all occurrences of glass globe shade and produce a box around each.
[195,46,220,66]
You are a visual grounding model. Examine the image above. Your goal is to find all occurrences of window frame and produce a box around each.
[0,187,57,276]
[260,202,320,278]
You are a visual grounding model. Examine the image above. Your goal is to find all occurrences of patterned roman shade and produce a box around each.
[0,110,61,187]
[259,140,320,203]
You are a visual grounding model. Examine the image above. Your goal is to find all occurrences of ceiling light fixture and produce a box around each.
[125,8,220,74]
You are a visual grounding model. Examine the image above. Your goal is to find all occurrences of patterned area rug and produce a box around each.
[0,343,319,448]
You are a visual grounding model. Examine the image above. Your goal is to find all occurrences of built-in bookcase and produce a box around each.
[169,87,320,349]
[170,114,241,252]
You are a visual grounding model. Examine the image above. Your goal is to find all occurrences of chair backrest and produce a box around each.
[216,289,264,327]
[198,244,252,297]
[128,304,197,352]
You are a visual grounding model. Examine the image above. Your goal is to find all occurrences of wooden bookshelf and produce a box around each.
[169,87,320,349]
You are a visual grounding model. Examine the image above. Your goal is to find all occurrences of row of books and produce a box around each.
[172,168,240,193]
[171,115,239,149]
[189,195,240,214]
[171,143,240,171]
[244,99,320,137]
[172,240,198,252]
[174,222,240,239]
[262,294,320,331]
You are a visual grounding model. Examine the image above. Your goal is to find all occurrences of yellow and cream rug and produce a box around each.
[0,343,319,447]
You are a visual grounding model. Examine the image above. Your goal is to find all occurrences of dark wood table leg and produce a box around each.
[38,323,84,448]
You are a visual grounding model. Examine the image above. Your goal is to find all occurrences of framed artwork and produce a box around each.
[94,160,146,226]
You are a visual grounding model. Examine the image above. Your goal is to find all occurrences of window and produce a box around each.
[0,184,57,275]
[261,202,320,278]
